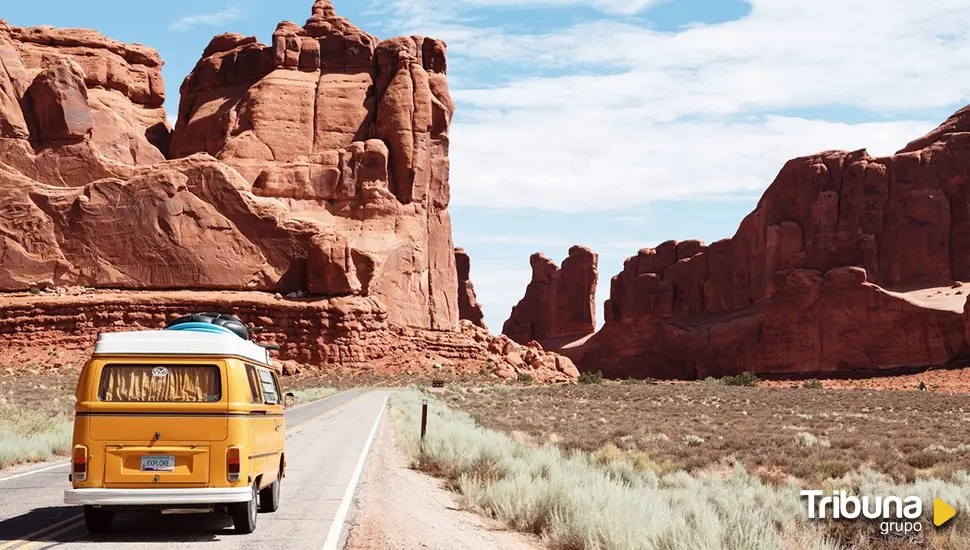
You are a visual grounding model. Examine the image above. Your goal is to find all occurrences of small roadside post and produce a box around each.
[420,399,429,448]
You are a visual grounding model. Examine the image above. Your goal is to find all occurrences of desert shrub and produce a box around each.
[803,379,823,390]
[516,373,535,384]
[0,406,73,469]
[702,376,722,385]
[389,390,847,550]
[578,371,603,385]
[287,386,338,404]
[682,434,706,447]
[722,372,760,387]
[795,432,831,448]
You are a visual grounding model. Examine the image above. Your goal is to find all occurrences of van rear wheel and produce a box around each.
[231,482,258,534]
[259,472,281,513]
[83,506,114,534]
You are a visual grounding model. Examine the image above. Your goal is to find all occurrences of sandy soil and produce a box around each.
[346,415,541,550]
[883,281,969,312]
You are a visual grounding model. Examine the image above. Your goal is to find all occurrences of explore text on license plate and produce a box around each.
[141,455,175,472]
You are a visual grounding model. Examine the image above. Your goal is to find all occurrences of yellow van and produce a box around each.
[64,316,290,534]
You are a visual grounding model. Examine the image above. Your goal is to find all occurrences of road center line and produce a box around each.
[0,515,81,550]
[321,394,388,550]
[286,393,367,434]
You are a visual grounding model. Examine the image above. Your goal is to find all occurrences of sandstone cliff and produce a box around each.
[581,108,970,379]
[0,1,458,331]
[0,3,579,384]
[503,246,598,344]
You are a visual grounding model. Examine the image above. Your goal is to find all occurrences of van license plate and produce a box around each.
[141,456,175,472]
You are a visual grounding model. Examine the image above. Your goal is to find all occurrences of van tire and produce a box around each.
[84,506,114,534]
[259,472,281,513]
[232,482,258,534]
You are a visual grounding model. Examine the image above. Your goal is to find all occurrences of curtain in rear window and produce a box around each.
[99,365,222,402]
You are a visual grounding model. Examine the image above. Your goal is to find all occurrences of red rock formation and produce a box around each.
[0,5,580,383]
[455,248,486,329]
[503,246,598,344]
[583,108,970,379]
[0,1,459,331]
[0,290,577,383]
[0,20,169,161]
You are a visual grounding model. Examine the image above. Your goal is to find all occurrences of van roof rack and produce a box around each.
[166,313,248,340]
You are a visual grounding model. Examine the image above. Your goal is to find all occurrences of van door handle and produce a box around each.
[274,423,281,431]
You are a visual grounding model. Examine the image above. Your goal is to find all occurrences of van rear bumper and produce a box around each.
[64,487,252,506]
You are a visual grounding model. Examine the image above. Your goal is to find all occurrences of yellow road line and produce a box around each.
[286,392,367,434]
[2,392,368,548]
[0,515,83,550]
[0,515,81,549]
[14,519,85,550]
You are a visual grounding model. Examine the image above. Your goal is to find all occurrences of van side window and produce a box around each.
[257,368,280,405]
[245,365,263,404]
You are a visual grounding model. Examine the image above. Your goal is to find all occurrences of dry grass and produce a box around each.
[441,383,970,485]
[287,386,338,404]
[391,389,970,550]
[283,371,495,390]
[0,369,77,469]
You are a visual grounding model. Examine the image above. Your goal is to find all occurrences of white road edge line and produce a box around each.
[321,393,388,550]
[0,461,70,484]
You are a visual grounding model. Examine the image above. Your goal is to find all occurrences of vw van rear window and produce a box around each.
[98,365,222,403]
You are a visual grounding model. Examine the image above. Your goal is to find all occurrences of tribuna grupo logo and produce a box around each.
[801,490,957,536]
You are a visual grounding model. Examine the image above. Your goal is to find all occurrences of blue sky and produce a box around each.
[5,0,970,331]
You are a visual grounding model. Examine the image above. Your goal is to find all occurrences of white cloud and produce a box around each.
[450,115,934,212]
[453,233,571,246]
[372,0,662,28]
[370,0,970,212]
[168,7,246,31]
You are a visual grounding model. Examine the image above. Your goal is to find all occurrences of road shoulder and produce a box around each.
[345,412,541,550]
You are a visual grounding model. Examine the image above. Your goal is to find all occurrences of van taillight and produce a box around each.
[73,446,88,482]
[227,446,241,482]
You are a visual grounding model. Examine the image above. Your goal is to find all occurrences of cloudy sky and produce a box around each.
[6,1,970,330]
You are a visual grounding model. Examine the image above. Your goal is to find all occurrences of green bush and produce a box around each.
[578,371,603,385]
[721,372,760,387]
[803,379,823,390]
[516,372,535,384]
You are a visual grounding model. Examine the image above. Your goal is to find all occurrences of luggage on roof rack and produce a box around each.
[166,312,249,340]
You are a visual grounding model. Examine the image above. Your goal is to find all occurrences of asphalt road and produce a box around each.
[0,389,389,550]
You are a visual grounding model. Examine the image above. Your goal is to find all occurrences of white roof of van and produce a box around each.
[93,331,272,365]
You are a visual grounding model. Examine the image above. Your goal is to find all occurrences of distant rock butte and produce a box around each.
[503,246,598,344]
[455,248,486,329]
[0,3,580,381]
[581,107,970,379]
